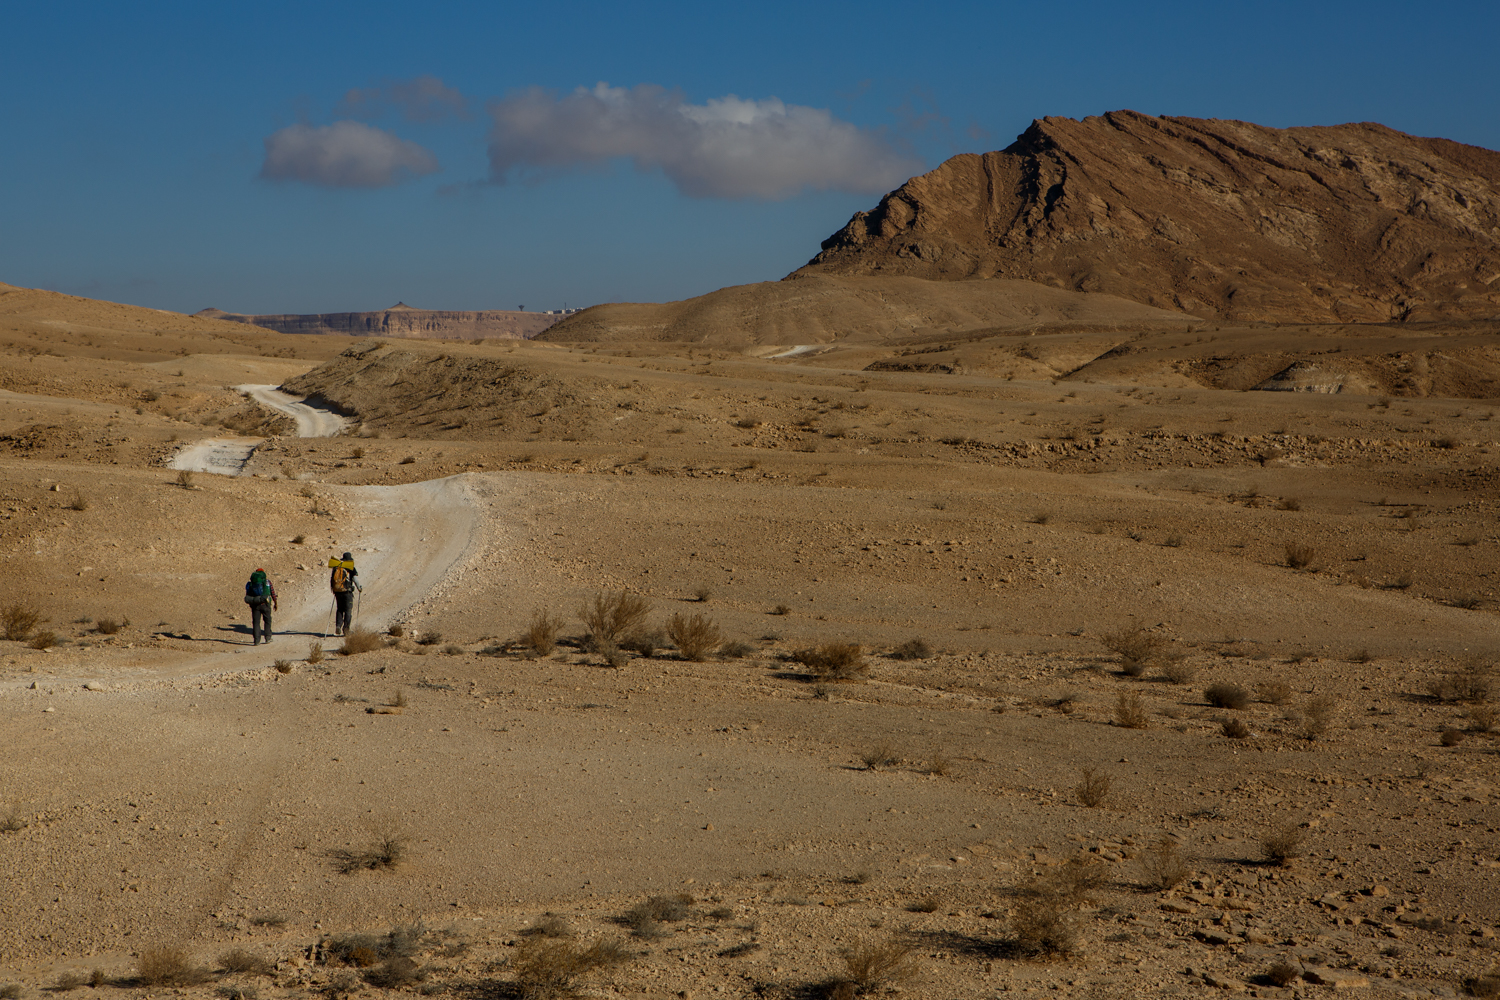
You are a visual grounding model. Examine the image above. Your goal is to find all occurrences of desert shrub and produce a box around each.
[1285,543,1315,569]
[861,745,899,770]
[95,618,121,635]
[249,914,287,928]
[1302,694,1339,739]
[137,946,211,986]
[364,957,426,988]
[175,469,196,489]
[1204,682,1251,710]
[1031,512,1050,525]
[399,455,416,464]
[1260,824,1304,865]
[54,973,85,991]
[1440,729,1465,747]
[442,643,463,656]
[528,914,574,938]
[1075,767,1111,808]
[329,834,407,873]
[1,599,43,641]
[619,630,663,658]
[692,585,712,603]
[1467,704,1498,732]
[791,643,868,681]
[907,896,941,913]
[390,689,407,708]
[351,447,365,459]
[1161,660,1197,684]
[1010,883,1076,956]
[273,659,292,674]
[67,491,90,511]
[1141,835,1189,890]
[1349,648,1375,664]
[1266,961,1301,987]
[580,591,652,645]
[667,612,722,661]
[416,630,443,646]
[292,534,305,544]
[525,608,565,655]
[718,640,753,659]
[836,937,920,995]
[1101,628,1178,676]
[1256,680,1293,705]
[1278,497,1302,511]
[926,754,952,776]
[1452,595,1484,610]
[307,642,324,664]
[509,937,629,1000]
[339,626,383,655]
[1114,691,1148,729]
[219,949,273,976]
[1221,717,1252,739]
[27,631,58,650]
[891,638,932,661]
[770,603,791,616]
[1429,662,1493,703]
[388,624,405,638]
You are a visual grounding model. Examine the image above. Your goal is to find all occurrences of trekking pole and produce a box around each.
[355,587,362,628]
[326,597,336,639]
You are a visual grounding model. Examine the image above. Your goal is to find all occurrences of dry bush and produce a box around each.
[926,754,952,777]
[1141,836,1189,890]
[54,973,85,991]
[292,533,306,544]
[791,643,868,681]
[339,626,383,655]
[95,618,121,635]
[1100,628,1178,676]
[219,949,273,976]
[67,491,90,511]
[1266,961,1301,987]
[442,643,463,656]
[388,624,405,638]
[891,638,932,661]
[1440,729,1465,747]
[1256,680,1293,705]
[1285,543,1315,569]
[770,603,791,616]
[861,745,900,770]
[1260,824,1304,865]
[1161,660,1197,684]
[1204,682,1251,710]
[907,896,941,913]
[580,591,652,645]
[718,640,753,659]
[837,937,921,995]
[528,914,574,938]
[1302,694,1339,739]
[1114,691,1148,729]
[416,630,443,646]
[1075,767,1111,808]
[1010,882,1076,956]
[666,612,722,661]
[692,585,712,603]
[364,957,426,989]
[307,642,324,664]
[510,937,629,1000]
[329,834,407,873]
[249,914,287,928]
[399,455,415,464]
[390,689,407,708]
[1221,717,1252,739]
[1429,661,1493,703]
[351,447,365,459]
[27,631,58,650]
[1467,704,1498,733]
[1,599,43,641]
[273,659,292,674]
[1278,497,1302,512]
[137,946,211,987]
[525,608,565,655]
[620,630,664,658]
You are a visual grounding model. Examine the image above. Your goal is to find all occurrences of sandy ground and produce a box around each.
[1,314,1499,1000]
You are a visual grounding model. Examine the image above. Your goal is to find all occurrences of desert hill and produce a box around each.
[539,273,1195,346]
[201,303,564,341]
[797,110,1500,324]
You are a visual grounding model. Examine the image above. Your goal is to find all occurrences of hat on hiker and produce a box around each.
[342,552,353,561]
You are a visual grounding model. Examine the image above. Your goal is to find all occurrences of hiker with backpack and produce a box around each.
[244,568,279,645]
[329,552,362,636]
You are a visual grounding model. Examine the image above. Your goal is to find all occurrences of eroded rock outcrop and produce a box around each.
[796,110,1500,323]
[197,302,563,340]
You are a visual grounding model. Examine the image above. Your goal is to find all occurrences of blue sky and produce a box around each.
[3,0,1496,314]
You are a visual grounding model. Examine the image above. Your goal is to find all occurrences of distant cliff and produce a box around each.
[796,111,1500,323]
[195,302,571,340]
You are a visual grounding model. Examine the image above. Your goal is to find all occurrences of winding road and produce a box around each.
[167,384,348,475]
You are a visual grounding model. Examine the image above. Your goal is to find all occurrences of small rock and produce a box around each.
[1161,900,1199,914]
[1367,885,1388,897]
[1201,972,1246,990]
[83,682,105,691]
[704,824,714,832]
[1244,930,1274,945]
[43,706,55,713]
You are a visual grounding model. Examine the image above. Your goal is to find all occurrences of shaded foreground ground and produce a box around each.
[2,319,1499,999]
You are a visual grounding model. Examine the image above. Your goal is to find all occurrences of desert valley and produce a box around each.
[2,111,1499,1000]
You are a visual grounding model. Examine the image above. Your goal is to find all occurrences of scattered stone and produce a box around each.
[367,706,403,715]
[1302,967,1370,989]
[1201,972,1246,990]
[1161,900,1198,914]
[83,681,105,691]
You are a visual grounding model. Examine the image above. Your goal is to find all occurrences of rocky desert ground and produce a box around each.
[2,110,1499,1000]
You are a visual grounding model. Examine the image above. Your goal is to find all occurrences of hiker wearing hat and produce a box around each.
[244,568,279,645]
[329,552,362,636]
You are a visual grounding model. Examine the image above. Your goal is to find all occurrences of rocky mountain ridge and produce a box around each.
[795,110,1500,324]
[198,303,563,340]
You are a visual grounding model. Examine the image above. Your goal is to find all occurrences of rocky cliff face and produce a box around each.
[197,303,562,340]
[796,110,1500,323]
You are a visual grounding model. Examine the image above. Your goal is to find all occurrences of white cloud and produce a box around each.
[336,75,468,123]
[486,83,922,200]
[260,121,440,188]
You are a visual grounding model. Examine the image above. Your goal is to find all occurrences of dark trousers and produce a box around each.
[250,601,272,644]
[334,591,354,633]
